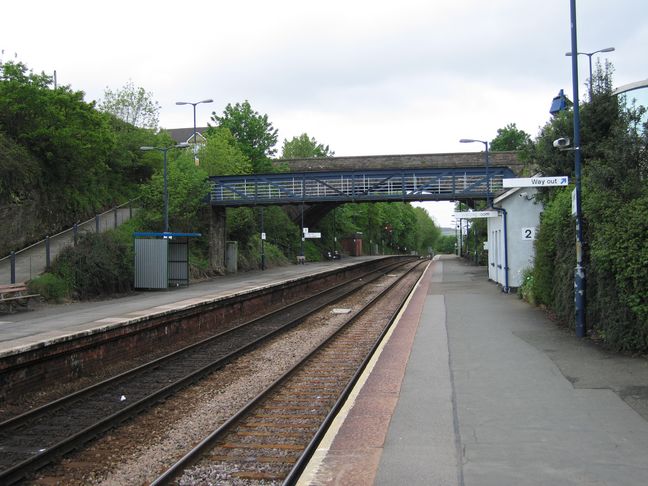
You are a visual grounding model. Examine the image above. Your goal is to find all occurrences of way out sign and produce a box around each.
[503,176,568,188]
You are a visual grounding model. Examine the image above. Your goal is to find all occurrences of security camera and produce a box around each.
[553,137,571,148]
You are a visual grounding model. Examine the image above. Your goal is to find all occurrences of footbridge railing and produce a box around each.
[209,167,517,206]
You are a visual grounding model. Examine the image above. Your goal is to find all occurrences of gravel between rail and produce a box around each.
[24,260,425,485]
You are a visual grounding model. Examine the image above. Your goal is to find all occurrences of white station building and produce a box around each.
[486,186,543,290]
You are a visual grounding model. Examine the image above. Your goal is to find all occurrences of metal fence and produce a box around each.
[0,199,139,284]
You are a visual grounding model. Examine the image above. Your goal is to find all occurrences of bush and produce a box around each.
[29,273,70,302]
[518,268,535,305]
[51,232,133,299]
[533,188,574,324]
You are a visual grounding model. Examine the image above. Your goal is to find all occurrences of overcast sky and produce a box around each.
[2,0,646,227]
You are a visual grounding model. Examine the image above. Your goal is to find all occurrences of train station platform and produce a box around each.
[300,255,648,485]
[0,256,380,357]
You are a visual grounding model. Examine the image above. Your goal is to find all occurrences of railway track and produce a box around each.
[0,258,415,484]
[151,258,428,485]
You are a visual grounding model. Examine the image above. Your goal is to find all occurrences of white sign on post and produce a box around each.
[304,232,321,239]
[503,176,568,188]
[453,211,498,219]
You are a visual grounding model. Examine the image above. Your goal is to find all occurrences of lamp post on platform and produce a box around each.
[566,0,587,338]
[565,47,614,98]
[175,99,213,164]
[140,143,189,233]
[460,138,491,207]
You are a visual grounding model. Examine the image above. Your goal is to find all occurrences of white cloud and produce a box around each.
[2,0,644,156]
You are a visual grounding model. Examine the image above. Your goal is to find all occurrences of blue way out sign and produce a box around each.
[502,176,568,188]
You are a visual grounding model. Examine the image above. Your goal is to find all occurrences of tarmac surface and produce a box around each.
[0,257,376,355]
[301,255,648,485]
[3,254,648,485]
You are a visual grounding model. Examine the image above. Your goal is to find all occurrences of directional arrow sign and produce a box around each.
[503,176,569,188]
[453,211,499,219]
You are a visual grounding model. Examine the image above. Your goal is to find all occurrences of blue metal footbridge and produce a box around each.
[208,166,517,206]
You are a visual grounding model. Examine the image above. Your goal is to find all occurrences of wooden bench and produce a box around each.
[0,283,40,313]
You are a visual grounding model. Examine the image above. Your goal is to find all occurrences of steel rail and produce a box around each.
[150,258,428,485]
[0,258,413,484]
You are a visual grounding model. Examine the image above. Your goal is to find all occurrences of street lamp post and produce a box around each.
[460,139,491,207]
[175,99,214,163]
[140,143,189,233]
[565,46,614,99]
[567,0,587,338]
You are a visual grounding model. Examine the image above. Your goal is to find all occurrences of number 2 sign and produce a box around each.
[521,227,536,240]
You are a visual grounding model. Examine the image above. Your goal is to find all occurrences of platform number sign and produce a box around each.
[522,227,536,241]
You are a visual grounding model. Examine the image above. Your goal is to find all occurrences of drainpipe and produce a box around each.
[491,204,510,293]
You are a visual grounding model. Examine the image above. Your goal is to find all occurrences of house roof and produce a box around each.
[165,127,210,144]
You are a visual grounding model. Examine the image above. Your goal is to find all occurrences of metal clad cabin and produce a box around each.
[134,232,201,289]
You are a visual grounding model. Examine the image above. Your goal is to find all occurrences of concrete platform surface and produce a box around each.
[301,255,648,485]
[0,257,379,356]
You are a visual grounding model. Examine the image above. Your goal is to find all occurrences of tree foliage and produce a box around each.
[281,133,334,159]
[138,151,210,233]
[98,80,160,129]
[490,123,532,152]
[0,60,166,219]
[198,127,253,176]
[528,62,648,351]
[209,100,278,173]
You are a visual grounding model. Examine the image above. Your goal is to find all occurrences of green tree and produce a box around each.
[281,133,334,159]
[98,80,160,129]
[435,235,456,254]
[490,123,532,152]
[0,60,118,213]
[529,62,648,351]
[209,100,278,173]
[138,152,210,232]
[198,127,254,176]
[0,131,41,204]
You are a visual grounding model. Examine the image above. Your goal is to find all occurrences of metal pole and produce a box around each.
[163,149,169,233]
[95,214,100,233]
[260,207,266,271]
[73,223,78,246]
[473,223,478,264]
[588,54,593,99]
[114,208,118,228]
[45,236,51,270]
[485,141,491,208]
[300,203,305,259]
[10,251,16,284]
[333,207,337,253]
[193,104,197,147]
[459,219,463,257]
[570,0,586,337]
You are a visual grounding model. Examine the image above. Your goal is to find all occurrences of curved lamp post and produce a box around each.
[175,99,213,163]
[459,138,491,207]
[140,143,189,233]
[565,47,614,98]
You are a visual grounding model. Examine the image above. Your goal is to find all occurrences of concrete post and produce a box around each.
[209,206,226,274]
[226,241,238,274]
